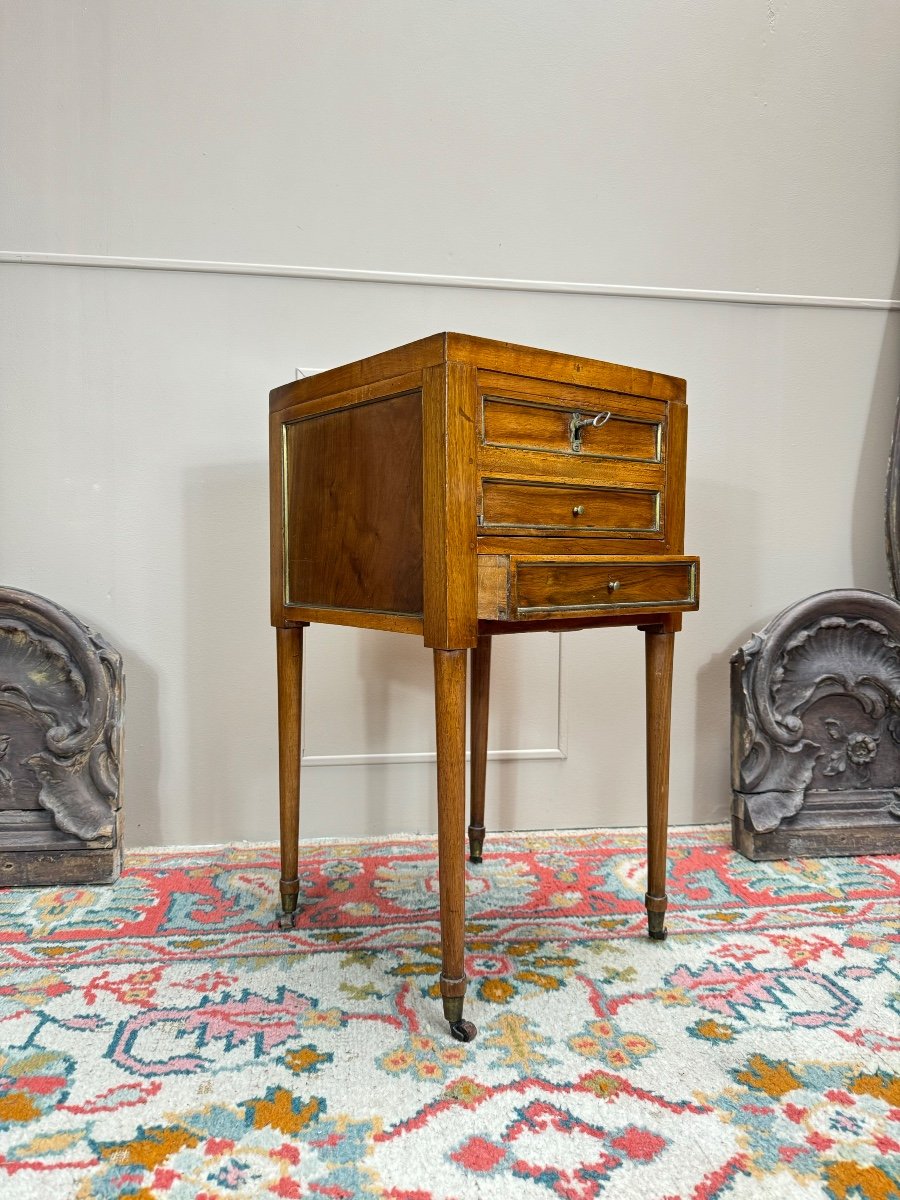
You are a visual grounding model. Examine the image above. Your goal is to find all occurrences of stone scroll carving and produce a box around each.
[0,587,124,884]
[731,588,900,859]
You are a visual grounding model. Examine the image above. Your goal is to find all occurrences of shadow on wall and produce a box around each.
[692,616,761,827]
[115,637,161,847]
[182,460,275,844]
[698,291,900,827]
[351,627,564,832]
[851,256,900,593]
[689,477,761,823]
[358,631,433,820]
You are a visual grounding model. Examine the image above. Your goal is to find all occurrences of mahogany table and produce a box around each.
[269,333,699,1041]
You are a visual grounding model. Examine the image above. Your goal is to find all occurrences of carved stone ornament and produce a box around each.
[0,587,124,885]
[731,588,900,859]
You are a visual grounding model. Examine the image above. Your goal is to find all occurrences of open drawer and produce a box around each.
[477,554,699,621]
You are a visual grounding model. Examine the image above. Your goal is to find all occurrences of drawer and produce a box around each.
[480,478,661,537]
[482,393,664,463]
[478,554,699,620]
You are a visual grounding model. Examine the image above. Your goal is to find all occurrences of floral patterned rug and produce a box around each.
[0,826,898,1199]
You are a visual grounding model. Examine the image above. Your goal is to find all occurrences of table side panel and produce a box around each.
[282,390,425,617]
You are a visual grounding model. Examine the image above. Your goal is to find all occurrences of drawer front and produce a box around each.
[482,394,664,463]
[513,558,697,616]
[481,478,661,536]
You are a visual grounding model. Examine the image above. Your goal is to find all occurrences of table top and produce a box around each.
[270,332,686,415]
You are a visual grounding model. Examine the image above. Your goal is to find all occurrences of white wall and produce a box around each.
[1,1,898,846]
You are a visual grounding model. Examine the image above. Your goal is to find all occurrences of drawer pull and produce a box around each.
[570,410,611,452]
[607,579,621,592]
[572,504,585,516]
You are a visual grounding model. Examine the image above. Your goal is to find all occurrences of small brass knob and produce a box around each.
[607,580,620,592]
[572,505,585,516]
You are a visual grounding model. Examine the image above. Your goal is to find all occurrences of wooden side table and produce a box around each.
[270,333,699,1041]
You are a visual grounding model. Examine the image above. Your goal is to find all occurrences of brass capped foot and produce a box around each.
[449,1019,477,1042]
[645,892,667,940]
[279,879,299,919]
[278,884,298,928]
[441,977,471,1039]
[468,824,485,864]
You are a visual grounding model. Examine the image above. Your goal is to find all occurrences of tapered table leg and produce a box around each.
[276,625,305,928]
[468,635,492,863]
[434,648,475,1041]
[645,627,675,940]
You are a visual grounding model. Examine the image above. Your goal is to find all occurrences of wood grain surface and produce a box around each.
[482,394,663,462]
[283,392,424,615]
[423,362,478,649]
[480,478,660,536]
[644,627,675,935]
[433,649,469,1007]
[513,557,698,616]
[276,625,304,913]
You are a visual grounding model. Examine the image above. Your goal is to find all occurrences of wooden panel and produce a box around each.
[481,478,660,536]
[513,557,698,617]
[283,391,424,615]
[423,362,479,649]
[482,395,663,462]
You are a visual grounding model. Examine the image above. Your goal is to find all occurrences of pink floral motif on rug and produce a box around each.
[0,826,898,1199]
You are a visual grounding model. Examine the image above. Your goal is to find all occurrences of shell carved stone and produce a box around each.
[731,589,900,858]
[0,587,124,884]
